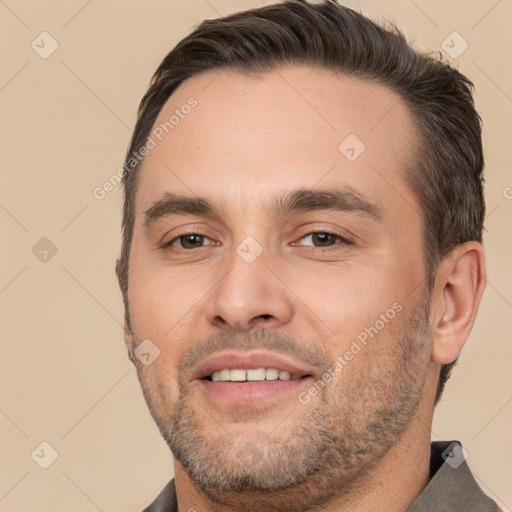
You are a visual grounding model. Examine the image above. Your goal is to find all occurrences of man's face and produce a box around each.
[127,66,433,504]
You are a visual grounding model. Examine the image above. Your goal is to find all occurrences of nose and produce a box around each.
[204,249,294,332]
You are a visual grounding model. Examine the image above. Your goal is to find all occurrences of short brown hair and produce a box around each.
[116,0,485,405]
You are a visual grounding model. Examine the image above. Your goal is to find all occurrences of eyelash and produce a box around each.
[163,229,351,251]
[163,230,217,251]
[292,230,352,250]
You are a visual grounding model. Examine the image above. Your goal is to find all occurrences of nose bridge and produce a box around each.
[205,239,293,330]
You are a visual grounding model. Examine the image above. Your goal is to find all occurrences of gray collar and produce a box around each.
[142,441,500,512]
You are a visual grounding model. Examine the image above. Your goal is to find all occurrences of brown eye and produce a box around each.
[165,233,214,250]
[179,234,206,249]
[299,232,347,248]
[312,233,336,246]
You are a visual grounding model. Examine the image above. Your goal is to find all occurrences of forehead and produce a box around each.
[135,65,420,224]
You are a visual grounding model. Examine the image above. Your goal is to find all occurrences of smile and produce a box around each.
[206,368,304,382]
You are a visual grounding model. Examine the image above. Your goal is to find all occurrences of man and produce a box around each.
[116,1,499,510]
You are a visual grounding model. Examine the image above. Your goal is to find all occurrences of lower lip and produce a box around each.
[198,377,313,404]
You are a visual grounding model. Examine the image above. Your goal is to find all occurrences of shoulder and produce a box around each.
[408,441,501,512]
[141,479,177,512]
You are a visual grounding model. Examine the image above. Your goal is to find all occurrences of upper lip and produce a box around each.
[191,351,316,381]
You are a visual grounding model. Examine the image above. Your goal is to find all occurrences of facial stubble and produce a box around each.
[132,296,431,511]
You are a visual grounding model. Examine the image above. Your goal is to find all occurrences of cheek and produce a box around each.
[135,357,180,422]
[128,264,207,340]
[128,265,200,389]
[279,263,404,345]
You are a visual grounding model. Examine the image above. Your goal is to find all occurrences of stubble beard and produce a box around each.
[134,297,432,512]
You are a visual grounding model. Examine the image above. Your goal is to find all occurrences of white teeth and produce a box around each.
[209,368,302,382]
[265,368,279,380]
[218,369,231,381]
[211,369,231,381]
[230,369,247,381]
[247,368,266,381]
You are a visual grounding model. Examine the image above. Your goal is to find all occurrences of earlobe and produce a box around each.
[430,242,486,365]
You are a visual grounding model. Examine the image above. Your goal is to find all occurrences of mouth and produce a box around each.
[204,367,308,382]
[192,351,316,404]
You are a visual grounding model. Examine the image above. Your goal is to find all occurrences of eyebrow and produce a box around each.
[143,187,382,230]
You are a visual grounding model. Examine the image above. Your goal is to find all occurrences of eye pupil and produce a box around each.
[181,234,203,249]
[313,233,334,246]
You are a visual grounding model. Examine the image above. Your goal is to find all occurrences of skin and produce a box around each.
[124,66,486,511]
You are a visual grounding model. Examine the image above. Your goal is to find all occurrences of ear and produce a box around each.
[430,242,486,364]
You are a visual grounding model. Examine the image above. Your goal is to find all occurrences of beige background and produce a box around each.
[1,0,511,510]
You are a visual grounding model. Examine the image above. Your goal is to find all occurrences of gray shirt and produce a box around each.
[142,440,500,511]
